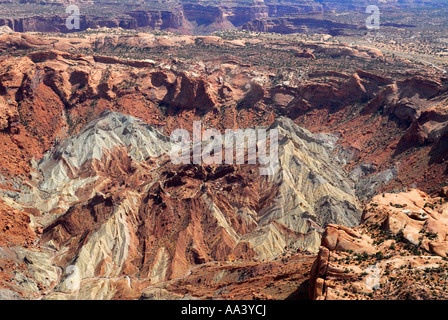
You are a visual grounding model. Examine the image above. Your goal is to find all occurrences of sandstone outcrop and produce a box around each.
[309,189,448,300]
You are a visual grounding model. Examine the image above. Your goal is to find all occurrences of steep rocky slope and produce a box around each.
[0,29,447,300]
[0,110,361,299]
[0,31,446,198]
[139,252,315,300]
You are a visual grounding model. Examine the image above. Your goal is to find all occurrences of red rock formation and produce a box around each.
[0,1,323,35]
[309,189,448,300]
[0,30,447,300]
[140,253,315,300]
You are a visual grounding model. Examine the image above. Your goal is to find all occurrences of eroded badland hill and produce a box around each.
[0,2,448,300]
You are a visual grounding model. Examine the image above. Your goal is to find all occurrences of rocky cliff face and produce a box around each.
[0,0,445,34]
[0,0,323,35]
